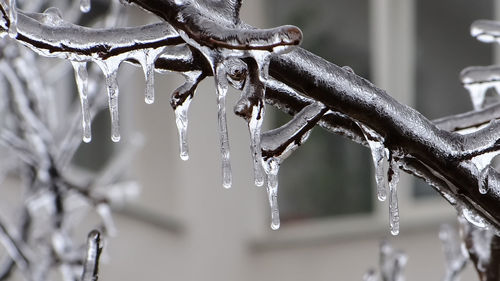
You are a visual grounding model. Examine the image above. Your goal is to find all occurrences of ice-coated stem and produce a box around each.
[81,230,102,281]
[214,63,232,188]
[8,0,17,38]
[263,157,280,230]
[71,61,92,143]
[388,157,400,236]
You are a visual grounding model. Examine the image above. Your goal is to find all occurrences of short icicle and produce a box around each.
[136,48,165,104]
[464,84,489,111]
[71,61,91,143]
[263,157,280,230]
[388,157,401,236]
[358,123,388,201]
[175,95,192,161]
[214,63,232,188]
[80,0,91,13]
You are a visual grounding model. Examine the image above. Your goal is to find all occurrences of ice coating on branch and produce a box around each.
[439,224,469,281]
[388,158,400,236]
[471,20,500,43]
[71,61,91,143]
[134,48,166,104]
[379,240,407,281]
[263,157,280,230]
[80,0,91,13]
[171,71,203,161]
[460,66,500,110]
[358,123,389,201]
[96,60,121,142]
[461,206,488,229]
[81,230,102,281]
[470,150,500,194]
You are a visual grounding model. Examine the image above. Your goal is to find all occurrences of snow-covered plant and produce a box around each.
[0,0,500,280]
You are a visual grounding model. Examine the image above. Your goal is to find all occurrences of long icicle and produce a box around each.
[71,61,91,143]
[388,156,400,236]
[214,63,232,188]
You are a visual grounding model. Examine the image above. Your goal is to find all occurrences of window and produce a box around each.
[268,0,373,223]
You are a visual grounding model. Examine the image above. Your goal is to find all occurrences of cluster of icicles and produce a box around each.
[8,1,500,235]
[3,0,407,233]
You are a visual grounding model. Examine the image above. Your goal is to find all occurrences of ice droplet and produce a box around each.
[263,157,280,230]
[71,61,91,143]
[8,0,17,38]
[214,63,232,188]
[358,123,388,201]
[41,7,64,26]
[80,0,91,13]
[388,158,400,236]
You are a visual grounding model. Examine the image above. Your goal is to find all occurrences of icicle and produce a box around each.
[96,60,121,142]
[175,96,191,161]
[439,224,469,281]
[81,230,102,281]
[71,61,91,143]
[97,204,116,236]
[171,71,202,161]
[214,63,232,188]
[463,84,490,110]
[41,7,64,26]
[358,123,389,201]
[80,0,91,13]
[134,48,165,104]
[8,0,17,38]
[388,157,400,236]
[263,157,280,230]
[232,57,266,187]
[248,104,265,186]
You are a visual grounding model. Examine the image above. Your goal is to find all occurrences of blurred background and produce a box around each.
[5,0,500,280]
